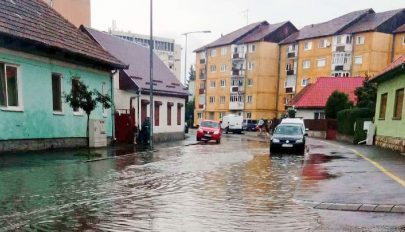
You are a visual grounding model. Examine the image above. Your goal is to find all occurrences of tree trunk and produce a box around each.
[87,114,90,149]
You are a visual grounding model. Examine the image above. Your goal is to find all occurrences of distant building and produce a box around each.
[290,77,364,120]
[393,24,405,60]
[371,55,405,152]
[110,29,182,82]
[42,0,91,27]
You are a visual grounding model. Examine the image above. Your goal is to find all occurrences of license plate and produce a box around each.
[282,144,293,148]
[205,134,212,137]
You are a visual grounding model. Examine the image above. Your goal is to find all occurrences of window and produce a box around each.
[304,41,312,50]
[379,93,387,119]
[403,35,405,45]
[220,96,225,103]
[221,47,227,56]
[302,78,309,86]
[167,102,173,126]
[0,64,21,109]
[248,79,253,86]
[314,112,326,120]
[356,36,365,45]
[354,56,363,65]
[219,112,224,119]
[177,103,183,125]
[246,112,252,119]
[317,58,326,68]
[303,60,311,69]
[200,81,205,89]
[248,62,255,70]
[210,65,216,73]
[220,64,227,72]
[249,44,256,53]
[318,39,327,48]
[209,112,214,120]
[154,101,161,126]
[197,113,203,119]
[210,49,217,57]
[52,73,62,113]
[220,80,226,87]
[209,96,215,103]
[210,80,216,88]
[394,89,404,119]
[247,96,253,103]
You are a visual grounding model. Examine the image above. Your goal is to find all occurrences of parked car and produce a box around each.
[197,120,222,143]
[280,118,308,134]
[243,119,258,131]
[221,115,243,134]
[270,123,307,154]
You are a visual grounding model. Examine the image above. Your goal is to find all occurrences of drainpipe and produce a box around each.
[111,69,118,144]
[276,43,281,118]
[243,44,248,118]
[350,34,354,76]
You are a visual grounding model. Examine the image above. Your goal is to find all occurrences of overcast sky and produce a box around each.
[91,0,405,83]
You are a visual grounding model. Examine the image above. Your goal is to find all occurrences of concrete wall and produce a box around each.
[296,109,324,120]
[374,72,405,138]
[0,48,112,142]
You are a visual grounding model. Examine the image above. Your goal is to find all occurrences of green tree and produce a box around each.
[186,99,195,127]
[65,79,111,147]
[188,65,196,82]
[355,77,377,114]
[325,91,353,119]
[287,107,296,118]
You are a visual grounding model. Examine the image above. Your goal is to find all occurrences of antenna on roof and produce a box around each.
[242,9,249,25]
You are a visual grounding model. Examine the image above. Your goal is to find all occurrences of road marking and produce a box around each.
[314,139,405,189]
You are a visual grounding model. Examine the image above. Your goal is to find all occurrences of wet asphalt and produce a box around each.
[0,132,404,231]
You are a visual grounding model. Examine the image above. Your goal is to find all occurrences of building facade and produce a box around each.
[194,21,297,125]
[110,30,182,82]
[278,8,405,111]
[42,0,91,27]
[0,0,125,151]
[393,24,405,60]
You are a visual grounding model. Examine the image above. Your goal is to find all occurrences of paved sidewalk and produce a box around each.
[295,137,405,213]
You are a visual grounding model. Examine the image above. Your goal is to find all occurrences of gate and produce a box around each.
[115,108,136,144]
[326,120,337,140]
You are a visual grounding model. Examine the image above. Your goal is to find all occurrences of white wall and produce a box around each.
[296,109,325,120]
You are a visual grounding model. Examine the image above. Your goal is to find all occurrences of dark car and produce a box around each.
[270,123,307,154]
[242,119,258,131]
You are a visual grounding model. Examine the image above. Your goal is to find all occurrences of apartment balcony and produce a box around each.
[229,101,244,110]
[198,104,205,109]
[200,58,206,64]
[333,44,353,53]
[230,86,244,93]
[287,51,297,59]
[199,73,206,80]
[232,53,246,60]
[286,69,296,76]
[199,88,205,94]
[285,86,295,94]
[231,70,245,77]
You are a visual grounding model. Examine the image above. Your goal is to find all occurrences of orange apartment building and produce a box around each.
[42,0,91,27]
[279,8,405,110]
[194,21,297,124]
[393,24,405,60]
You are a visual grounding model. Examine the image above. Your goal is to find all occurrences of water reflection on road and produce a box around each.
[0,135,319,231]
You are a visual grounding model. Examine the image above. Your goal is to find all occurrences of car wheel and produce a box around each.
[270,146,277,154]
[196,137,201,141]
[216,139,221,144]
[297,145,305,154]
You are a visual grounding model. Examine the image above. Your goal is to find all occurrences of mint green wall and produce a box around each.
[0,52,112,140]
[374,73,405,138]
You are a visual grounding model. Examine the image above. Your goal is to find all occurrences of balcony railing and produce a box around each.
[285,87,295,94]
[200,58,206,64]
[199,73,206,80]
[287,52,297,58]
[232,53,246,60]
[199,89,205,94]
[336,46,345,52]
[198,104,205,109]
[286,69,295,76]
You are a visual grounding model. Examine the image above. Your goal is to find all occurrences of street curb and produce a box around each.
[295,199,405,213]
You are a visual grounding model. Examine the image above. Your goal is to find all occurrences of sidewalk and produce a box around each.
[296,137,405,213]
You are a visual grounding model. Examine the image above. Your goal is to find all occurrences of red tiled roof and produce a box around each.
[394,24,405,33]
[291,77,364,109]
[0,0,126,69]
[370,55,405,82]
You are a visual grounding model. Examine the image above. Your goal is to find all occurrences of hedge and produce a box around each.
[337,108,374,136]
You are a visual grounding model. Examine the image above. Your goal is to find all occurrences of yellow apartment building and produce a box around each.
[279,8,405,111]
[393,24,405,60]
[194,21,297,124]
[42,0,91,27]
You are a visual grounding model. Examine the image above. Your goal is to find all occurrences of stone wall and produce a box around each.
[375,135,405,152]
[154,132,185,143]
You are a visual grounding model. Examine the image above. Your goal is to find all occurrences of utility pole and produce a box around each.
[149,0,154,149]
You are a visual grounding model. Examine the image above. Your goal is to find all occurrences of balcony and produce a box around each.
[232,53,246,60]
[287,51,297,59]
[229,101,244,110]
[199,89,205,94]
[286,69,295,76]
[198,104,205,109]
[199,73,206,80]
[200,58,206,64]
[285,87,295,94]
[231,70,245,77]
[230,86,244,93]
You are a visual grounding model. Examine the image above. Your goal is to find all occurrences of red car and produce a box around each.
[196,120,222,143]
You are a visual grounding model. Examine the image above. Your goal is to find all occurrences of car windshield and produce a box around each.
[274,125,302,135]
[200,121,219,128]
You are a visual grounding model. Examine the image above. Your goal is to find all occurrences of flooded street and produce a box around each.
[0,134,322,231]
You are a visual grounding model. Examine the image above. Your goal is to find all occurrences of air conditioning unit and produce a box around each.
[89,119,107,148]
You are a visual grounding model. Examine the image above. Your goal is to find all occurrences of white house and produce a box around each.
[83,27,189,143]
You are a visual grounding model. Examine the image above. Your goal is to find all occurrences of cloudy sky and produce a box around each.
[91,0,405,83]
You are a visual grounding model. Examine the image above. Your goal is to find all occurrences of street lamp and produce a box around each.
[149,0,154,149]
[182,31,211,84]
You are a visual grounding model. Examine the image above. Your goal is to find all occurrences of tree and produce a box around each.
[355,77,377,114]
[325,91,353,119]
[186,99,195,127]
[188,65,196,82]
[287,107,296,118]
[65,79,112,147]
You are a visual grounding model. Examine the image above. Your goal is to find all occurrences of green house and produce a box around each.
[371,55,405,152]
[0,0,126,151]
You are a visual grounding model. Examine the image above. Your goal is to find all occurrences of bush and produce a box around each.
[337,108,374,137]
[325,91,353,119]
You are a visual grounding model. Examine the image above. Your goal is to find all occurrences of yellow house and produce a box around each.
[194,21,297,125]
[278,8,405,111]
[393,24,405,60]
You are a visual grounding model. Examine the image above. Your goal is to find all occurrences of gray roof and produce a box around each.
[239,21,296,43]
[83,27,188,96]
[394,23,405,33]
[341,8,405,34]
[280,8,373,44]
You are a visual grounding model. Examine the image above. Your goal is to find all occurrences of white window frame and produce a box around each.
[247,79,253,87]
[303,60,311,69]
[209,96,215,103]
[248,62,255,70]
[220,96,225,104]
[356,36,365,45]
[318,39,327,48]
[220,64,227,72]
[219,112,224,119]
[210,65,216,73]
[0,63,24,112]
[317,58,326,68]
[220,80,226,87]
[52,73,64,115]
[221,47,227,56]
[210,48,217,57]
[197,113,203,119]
[247,96,253,103]
[210,80,216,88]
[402,35,405,45]
[304,41,312,51]
[301,78,309,87]
[249,44,256,53]
[246,112,252,119]
[354,55,363,65]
